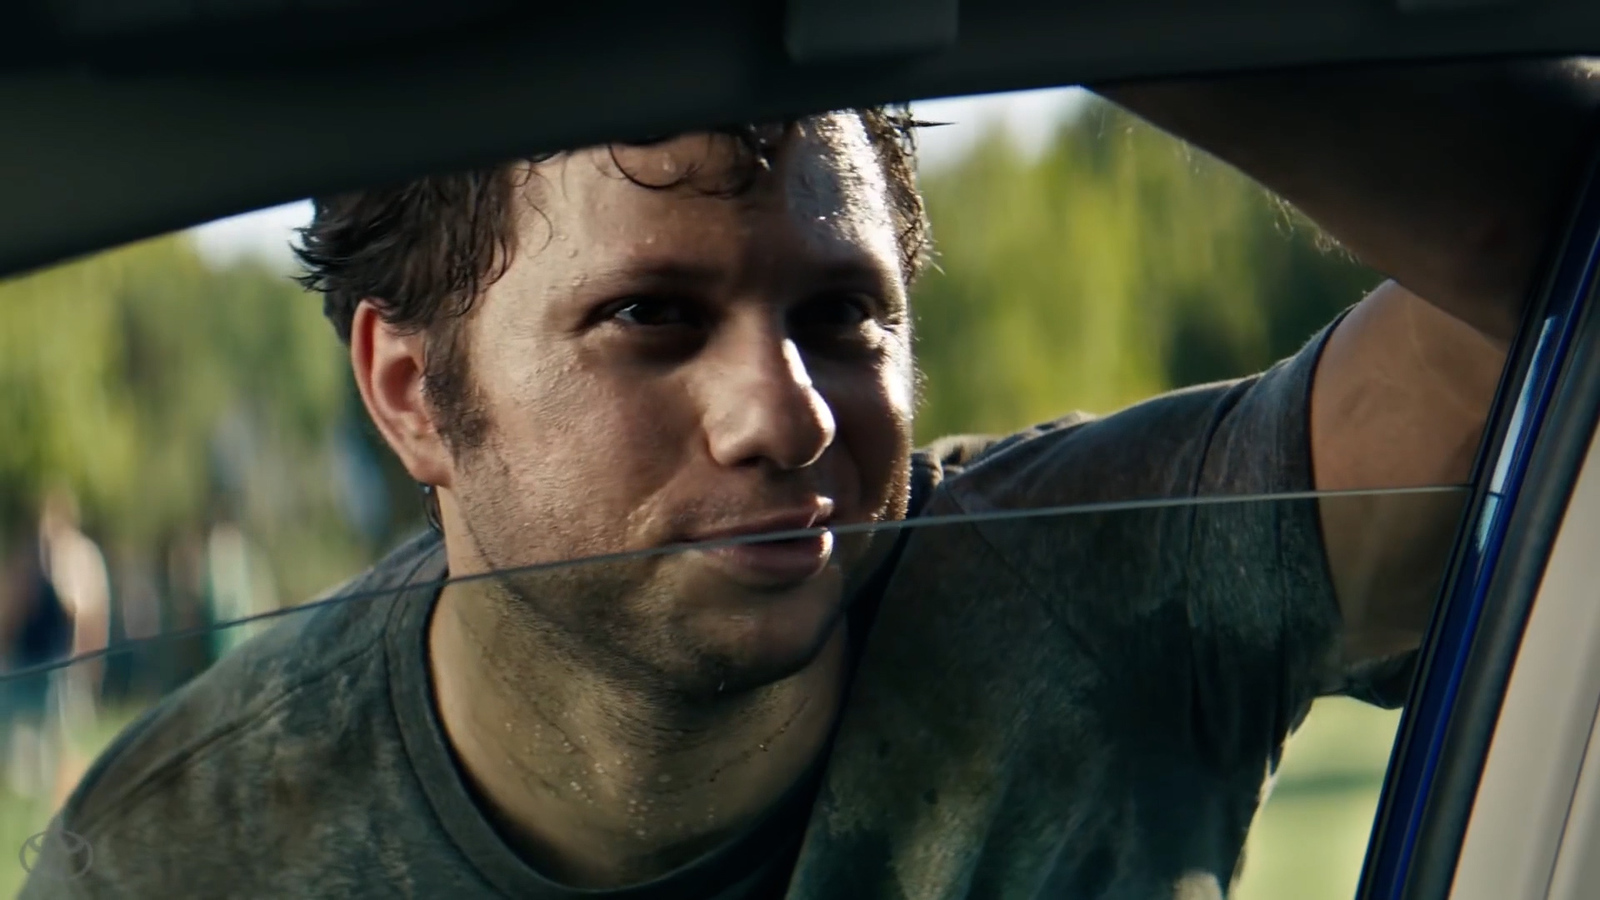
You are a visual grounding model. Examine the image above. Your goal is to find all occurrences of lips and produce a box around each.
[696,531,834,587]
[682,506,836,588]
[684,505,832,543]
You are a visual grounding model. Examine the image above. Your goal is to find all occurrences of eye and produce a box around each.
[791,292,873,333]
[608,296,702,328]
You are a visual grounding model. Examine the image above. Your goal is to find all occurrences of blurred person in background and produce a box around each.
[1,489,108,804]
[0,526,73,802]
[37,489,110,803]
[97,553,168,711]
[203,514,280,660]
[162,531,215,686]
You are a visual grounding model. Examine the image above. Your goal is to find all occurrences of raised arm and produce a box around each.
[1103,61,1600,665]
[1104,60,1599,342]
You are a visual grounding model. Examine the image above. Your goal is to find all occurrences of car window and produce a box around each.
[1,491,1456,898]
[3,59,1564,898]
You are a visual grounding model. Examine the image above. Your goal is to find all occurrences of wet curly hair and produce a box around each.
[292,107,930,454]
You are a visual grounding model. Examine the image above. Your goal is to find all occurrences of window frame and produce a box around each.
[1359,121,1600,900]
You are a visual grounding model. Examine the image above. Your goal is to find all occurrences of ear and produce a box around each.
[349,301,455,491]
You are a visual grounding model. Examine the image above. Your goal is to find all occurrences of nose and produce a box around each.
[701,319,836,471]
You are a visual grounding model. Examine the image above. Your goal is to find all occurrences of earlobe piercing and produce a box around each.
[420,483,443,533]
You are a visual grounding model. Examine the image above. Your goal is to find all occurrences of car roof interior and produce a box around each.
[3,0,1600,278]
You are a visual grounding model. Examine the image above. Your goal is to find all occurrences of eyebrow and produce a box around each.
[589,260,727,292]
[593,254,898,288]
[579,255,908,320]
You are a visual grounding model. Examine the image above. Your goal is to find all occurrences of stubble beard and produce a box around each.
[447,437,915,703]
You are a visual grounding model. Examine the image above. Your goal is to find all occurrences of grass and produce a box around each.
[1232,697,1402,900]
[0,695,1400,898]
[1,707,143,899]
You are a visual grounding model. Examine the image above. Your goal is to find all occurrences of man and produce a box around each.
[39,491,111,742]
[3,490,109,808]
[38,490,112,808]
[22,61,1598,898]
[203,515,279,661]
[1,530,72,803]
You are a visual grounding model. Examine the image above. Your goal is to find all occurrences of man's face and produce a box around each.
[440,114,915,695]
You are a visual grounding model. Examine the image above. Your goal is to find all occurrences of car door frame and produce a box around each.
[1358,119,1600,900]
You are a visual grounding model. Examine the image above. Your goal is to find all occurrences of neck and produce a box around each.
[427,579,847,888]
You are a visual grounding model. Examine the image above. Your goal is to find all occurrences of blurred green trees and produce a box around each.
[0,236,396,610]
[911,98,1376,441]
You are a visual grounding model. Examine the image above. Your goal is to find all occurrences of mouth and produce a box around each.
[696,531,835,588]
[683,507,836,588]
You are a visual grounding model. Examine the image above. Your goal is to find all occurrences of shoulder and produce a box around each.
[920,382,1236,518]
[933,350,1320,518]
[906,412,1094,508]
[45,532,446,892]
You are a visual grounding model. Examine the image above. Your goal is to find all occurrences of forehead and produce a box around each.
[511,113,902,282]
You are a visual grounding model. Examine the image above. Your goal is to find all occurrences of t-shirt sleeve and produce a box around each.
[932,319,1413,765]
[1174,319,1418,713]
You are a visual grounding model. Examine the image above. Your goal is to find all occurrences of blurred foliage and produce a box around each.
[911,98,1377,441]
[0,237,413,608]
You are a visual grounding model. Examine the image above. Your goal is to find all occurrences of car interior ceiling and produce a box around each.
[4,0,1600,277]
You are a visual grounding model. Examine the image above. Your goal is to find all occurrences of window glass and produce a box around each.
[2,494,1452,897]
[3,60,1555,897]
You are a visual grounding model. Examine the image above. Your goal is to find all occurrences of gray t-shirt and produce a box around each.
[20,326,1409,899]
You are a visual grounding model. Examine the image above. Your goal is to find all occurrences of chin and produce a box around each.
[664,565,850,696]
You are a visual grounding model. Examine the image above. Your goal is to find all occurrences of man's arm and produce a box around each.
[1103,61,1600,664]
